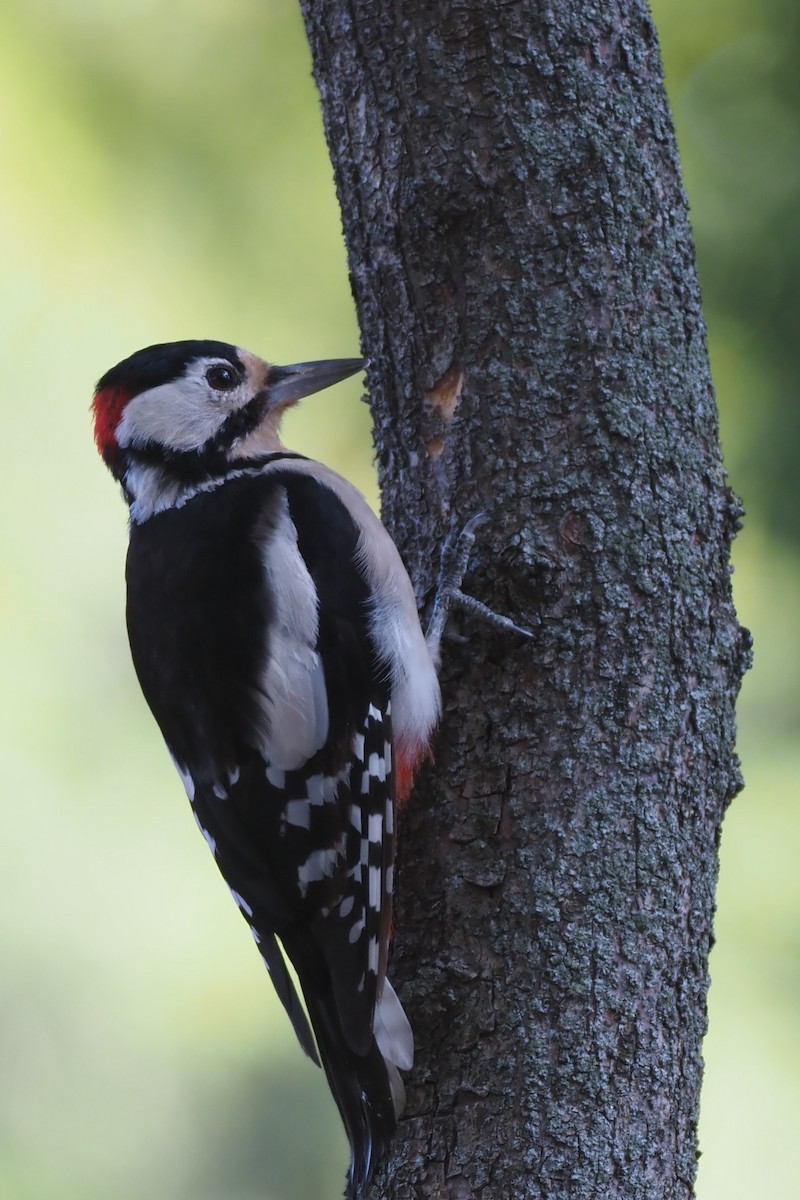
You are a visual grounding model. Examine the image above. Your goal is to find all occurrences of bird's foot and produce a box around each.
[426,513,534,664]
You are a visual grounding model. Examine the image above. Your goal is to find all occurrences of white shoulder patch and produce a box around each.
[255,488,329,771]
[254,459,441,757]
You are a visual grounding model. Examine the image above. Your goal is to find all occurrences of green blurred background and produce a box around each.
[0,1,796,1196]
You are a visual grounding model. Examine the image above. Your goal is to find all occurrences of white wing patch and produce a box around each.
[250,458,441,760]
[284,798,312,829]
[297,833,348,896]
[256,489,329,770]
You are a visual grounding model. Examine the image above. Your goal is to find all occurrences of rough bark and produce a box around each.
[298,1,750,1197]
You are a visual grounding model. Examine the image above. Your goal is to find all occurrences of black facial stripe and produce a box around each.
[211,388,270,448]
[125,438,230,481]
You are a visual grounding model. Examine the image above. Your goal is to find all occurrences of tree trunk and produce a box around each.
[298,1,750,1196]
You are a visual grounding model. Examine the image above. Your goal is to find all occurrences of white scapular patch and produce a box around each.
[257,490,329,771]
[212,781,228,800]
[250,458,441,761]
[374,977,414,1071]
[338,894,355,918]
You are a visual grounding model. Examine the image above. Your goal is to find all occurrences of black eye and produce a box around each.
[205,363,239,391]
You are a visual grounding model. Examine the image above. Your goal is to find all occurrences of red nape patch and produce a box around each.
[91,384,130,463]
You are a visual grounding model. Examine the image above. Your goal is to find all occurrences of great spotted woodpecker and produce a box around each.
[92,340,443,1199]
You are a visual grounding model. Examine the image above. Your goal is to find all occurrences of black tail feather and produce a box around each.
[305,990,398,1200]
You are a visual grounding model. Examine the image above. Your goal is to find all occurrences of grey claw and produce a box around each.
[426,514,533,661]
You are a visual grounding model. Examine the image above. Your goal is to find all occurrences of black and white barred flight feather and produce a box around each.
[93,341,440,1199]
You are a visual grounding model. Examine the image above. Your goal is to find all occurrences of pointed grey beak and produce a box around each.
[267,358,367,407]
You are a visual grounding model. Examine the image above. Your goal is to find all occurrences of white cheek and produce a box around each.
[116,374,244,453]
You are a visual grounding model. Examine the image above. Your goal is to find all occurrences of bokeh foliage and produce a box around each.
[0,1,796,1197]
[653,1,800,1193]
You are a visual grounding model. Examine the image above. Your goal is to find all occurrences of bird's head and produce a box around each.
[92,340,366,508]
